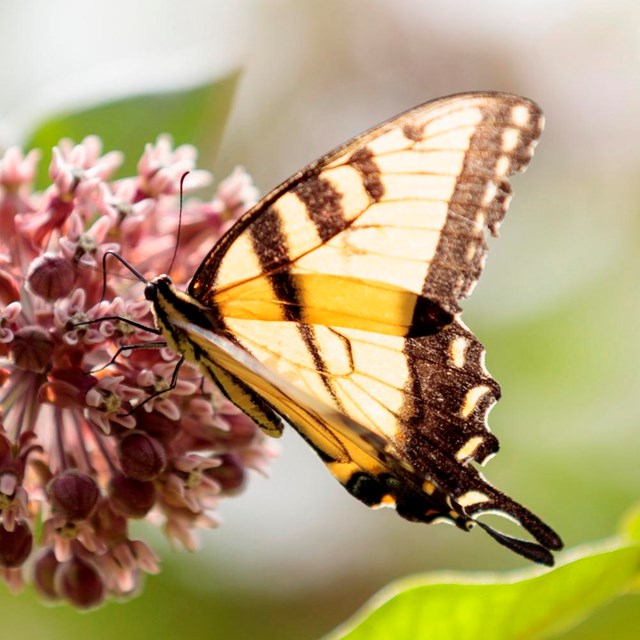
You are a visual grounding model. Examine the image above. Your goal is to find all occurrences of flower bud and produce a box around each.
[135,411,181,444]
[205,454,245,494]
[210,417,257,451]
[118,432,166,481]
[0,520,33,568]
[32,548,60,600]
[109,472,156,518]
[55,556,104,609]
[48,471,100,521]
[26,254,75,301]
[10,326,54,373]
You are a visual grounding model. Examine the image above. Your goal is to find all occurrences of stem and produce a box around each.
[54,408,68,470]
[72,414,96,475]
[91,426,118,474]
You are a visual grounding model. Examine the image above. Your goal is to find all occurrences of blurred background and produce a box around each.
[1,1,639,638]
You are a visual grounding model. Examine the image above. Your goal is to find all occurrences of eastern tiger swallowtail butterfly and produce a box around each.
[144,91,563,565]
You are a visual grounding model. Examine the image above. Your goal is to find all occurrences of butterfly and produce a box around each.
[145,91,563,565]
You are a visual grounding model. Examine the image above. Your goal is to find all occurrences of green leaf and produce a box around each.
[619,505,640,593]
[25,71,240,190]
[620,504,640,544]
[326,542,640,640]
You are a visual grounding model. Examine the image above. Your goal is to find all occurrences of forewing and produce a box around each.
[190,92,543,328]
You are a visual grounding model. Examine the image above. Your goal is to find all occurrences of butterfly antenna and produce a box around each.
[166,171,190,276]
[100,250,148,300]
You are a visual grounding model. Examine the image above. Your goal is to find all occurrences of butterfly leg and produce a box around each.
[72,315,162,335]
[122,355,185,415]
[89,341,168,373]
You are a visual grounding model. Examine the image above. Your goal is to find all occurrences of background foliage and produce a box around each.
[1,1,639,638]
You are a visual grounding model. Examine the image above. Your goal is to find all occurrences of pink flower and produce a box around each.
[0,147,40,191]
[50,136,123,196]
[136,135,211,199]
[214,165,260,219]
[59,212,119,269]
[0,137,271,608]
[0,147,39,256]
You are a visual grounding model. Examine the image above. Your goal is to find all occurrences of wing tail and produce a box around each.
[462,482,564,554]
[477,521,556,566]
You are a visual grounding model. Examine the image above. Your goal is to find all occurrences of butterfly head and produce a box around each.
[144,274,173,303]
[145,273,220,346]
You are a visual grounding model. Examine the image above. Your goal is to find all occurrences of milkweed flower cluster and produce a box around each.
[0,136,275,608]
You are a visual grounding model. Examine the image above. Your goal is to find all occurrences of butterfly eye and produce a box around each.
[144,282,157,301]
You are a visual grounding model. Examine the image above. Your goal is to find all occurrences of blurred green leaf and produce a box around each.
[619,505,640,593]
[25,71,240,189]
[620,504,640,544]
[327,541,640,640]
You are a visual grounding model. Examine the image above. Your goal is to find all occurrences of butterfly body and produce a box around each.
[147,92,563,565]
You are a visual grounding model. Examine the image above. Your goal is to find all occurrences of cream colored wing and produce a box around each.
[190,92,543,330]
[169,313,561,566]
[149,92,562,564]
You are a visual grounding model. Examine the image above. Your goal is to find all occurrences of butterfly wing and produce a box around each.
[172,317,560,565]
[181,92,561,562]
[191,92,541,324]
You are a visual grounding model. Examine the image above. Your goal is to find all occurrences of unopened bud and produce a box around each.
[135,411,181,443]
[32,548,60,600]
[48,471,100,521]
[0,520,33,568]
[205,454,245,494]
[109,473,156,518]
[27,254,75,301]
[118,432,166,481]
[10,326,54,373]
[55,556,104,609]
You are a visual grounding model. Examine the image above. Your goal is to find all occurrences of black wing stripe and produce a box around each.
[348,147,385,202]
[247,206,345,409]
[293,176,348,242]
